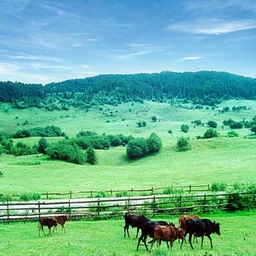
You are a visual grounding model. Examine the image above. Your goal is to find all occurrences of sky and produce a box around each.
[0,0,256,85]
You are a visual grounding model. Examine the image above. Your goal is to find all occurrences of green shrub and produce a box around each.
[19,193,41,201]
[176,136,191,151]
[0,194,13,202]
[211,182,227,192]
[226,131,239,137]
[227,193,255,211]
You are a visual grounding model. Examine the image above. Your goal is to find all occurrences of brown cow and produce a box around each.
[150,224,185,251]
[54,215,68,233]
[38,218,57,236]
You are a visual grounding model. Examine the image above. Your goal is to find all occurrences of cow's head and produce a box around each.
[214,221,221,235]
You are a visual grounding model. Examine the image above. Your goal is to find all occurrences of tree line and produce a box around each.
[1,71,256,110]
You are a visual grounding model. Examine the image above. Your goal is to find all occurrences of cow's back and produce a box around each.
[186,219,205,236]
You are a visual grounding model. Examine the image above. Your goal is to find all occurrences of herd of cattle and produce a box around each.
[38,212,221,252]
[124,212,221,251]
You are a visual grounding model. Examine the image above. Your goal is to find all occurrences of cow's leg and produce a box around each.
[136,234,144,250]
[180,232,187,249]
[188,233,194,249]
[136,227,139,238]
[39,225,46,236]
[124,224,129,238]
[201,235,204,248]
[150,238,157,251]
[47,227,52,236]
[206,234,213,248]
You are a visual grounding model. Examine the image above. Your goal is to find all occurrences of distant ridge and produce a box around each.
[1,71,256,108]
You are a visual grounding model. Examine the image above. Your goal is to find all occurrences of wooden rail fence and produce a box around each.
[1,191,255,223]
[7,184,214,200]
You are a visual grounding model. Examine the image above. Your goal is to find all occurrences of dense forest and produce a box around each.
[1,71,256,109]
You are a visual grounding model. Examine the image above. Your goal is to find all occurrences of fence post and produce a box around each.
[38,201,41,218]
[189,185,192,193]
[6,201,10,223]
[97,199,100,218]
[153,196,156,217]
[127,197,130,212]
[208,184,211,191]
[70,191,72,199]
[179,195,182,208]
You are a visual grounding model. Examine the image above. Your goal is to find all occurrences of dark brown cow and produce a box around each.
[124,212,149,238]
[54,215,68,233]
[38,218,57,236]
[150,224,185,251]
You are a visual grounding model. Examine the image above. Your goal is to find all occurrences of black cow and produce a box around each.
[136,220,170,251]
[123,212,149,238]
[181,218,221,249]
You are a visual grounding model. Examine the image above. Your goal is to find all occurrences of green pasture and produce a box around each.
[0,136,256,195]
[0,100,256,195]
[0,211,255,256]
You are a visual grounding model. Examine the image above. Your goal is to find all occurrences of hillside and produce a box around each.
[1,71,256,110]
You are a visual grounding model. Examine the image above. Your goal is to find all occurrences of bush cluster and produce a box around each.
[126,133,162,159]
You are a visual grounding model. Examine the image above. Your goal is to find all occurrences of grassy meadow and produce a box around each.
[0,211,255,256]
[0,100,256,256]
[0,100,256,195]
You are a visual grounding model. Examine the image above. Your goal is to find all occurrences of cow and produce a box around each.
[38,217,57,236]
[150,224,185,251]
[178,214,200,243]
[136,220,170,251]
[178,214,200,231]
[123,212,149,238]
[54,215,68,233]
[181,218,221,249]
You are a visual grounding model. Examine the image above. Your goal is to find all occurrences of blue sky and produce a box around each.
[0,0,256,84]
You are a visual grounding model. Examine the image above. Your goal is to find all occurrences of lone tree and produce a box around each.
[176,136,191,151]
[181,124,189,133]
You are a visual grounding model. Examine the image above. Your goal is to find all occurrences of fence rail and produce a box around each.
[7,184,216,200]
[1,191,255,223]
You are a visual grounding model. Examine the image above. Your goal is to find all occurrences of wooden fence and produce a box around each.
[1,191,255,223]
[8,184,214,200]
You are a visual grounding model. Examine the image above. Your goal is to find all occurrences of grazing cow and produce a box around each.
[136,220,170,251]
[54,215,68,233]
[150,224,185,251]
[38,217,57,236]
[123,212,149,238]
[181,218,221,249]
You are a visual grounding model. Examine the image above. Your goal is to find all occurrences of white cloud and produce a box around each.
[182,56,202,61]
[167,19,256,35]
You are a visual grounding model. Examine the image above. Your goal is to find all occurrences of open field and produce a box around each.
[0,100,256,195]
[0,211,255,256]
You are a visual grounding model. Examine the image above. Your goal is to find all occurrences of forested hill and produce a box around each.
[1,71,256,109]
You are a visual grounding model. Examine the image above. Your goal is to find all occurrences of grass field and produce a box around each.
[0,100,256,255]
[0,100,256,195]
[0,211,255,256]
